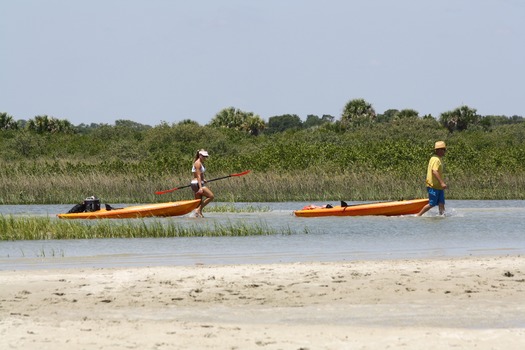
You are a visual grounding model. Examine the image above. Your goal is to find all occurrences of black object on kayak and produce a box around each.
[67,196,100,213]
[105,204,122,211]
[84,196,100,212]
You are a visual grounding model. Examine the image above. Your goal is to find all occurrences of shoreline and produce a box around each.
[1,255,524,349]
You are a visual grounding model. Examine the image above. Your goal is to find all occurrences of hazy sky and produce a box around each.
[2,0,524,126]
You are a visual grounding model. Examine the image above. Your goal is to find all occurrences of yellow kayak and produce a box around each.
[294,199,429,217]
[57,199,201,219]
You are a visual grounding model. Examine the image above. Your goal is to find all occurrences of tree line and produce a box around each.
[2,98,523,136]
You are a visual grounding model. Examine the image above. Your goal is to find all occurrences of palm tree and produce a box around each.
[341,98,376,127]
[242,115,266,136]
[440,105,480,132]
[209,107,265,135]
[0,112,18,130]
[26,115,76,134]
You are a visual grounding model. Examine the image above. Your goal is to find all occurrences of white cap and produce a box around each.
[199,150,209,157]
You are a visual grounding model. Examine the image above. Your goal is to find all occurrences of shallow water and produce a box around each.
[0,200,524,270]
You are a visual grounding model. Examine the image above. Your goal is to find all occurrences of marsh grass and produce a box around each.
[2,169,525,204]
[36,247,65,257]
[207,204,271,213]
[0,215,294,241]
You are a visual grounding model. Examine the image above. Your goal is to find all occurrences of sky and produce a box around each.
[1,0,524,126]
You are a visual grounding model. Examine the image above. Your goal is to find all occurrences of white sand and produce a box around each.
[1,256,524,349]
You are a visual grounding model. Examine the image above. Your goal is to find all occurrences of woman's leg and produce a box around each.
[196,187,214,216]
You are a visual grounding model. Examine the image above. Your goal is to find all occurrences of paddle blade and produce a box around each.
[155,188,178,195]
[231,170,251,177]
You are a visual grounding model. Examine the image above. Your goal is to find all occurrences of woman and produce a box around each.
[191,149,214,217]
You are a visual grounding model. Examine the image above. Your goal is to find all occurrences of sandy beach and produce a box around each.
[1,256,524,349]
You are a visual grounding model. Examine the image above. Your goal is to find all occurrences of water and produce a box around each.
[0,200,524,270]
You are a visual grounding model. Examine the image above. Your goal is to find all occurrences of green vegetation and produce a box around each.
[0,215,292,240]
[1,102,524,205]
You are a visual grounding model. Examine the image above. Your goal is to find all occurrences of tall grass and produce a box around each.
[0,215,294,241]
[2,169,524,204]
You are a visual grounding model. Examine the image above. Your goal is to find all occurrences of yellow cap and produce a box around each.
[434,141,446,149]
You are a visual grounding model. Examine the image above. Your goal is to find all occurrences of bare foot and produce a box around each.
[189,210,202,218]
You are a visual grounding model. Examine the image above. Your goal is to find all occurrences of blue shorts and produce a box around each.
[427,187,445,207]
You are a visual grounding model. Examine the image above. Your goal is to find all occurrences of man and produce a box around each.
[417,141,447,216]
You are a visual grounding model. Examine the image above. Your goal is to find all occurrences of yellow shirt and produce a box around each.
[426,155,444,189]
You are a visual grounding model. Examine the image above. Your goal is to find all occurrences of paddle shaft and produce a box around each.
[155,170,250,195]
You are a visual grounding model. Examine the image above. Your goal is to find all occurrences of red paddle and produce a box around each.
[155,170,251,195]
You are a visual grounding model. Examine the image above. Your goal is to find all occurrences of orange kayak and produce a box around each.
[57,199,201,219]
[294,199,429,217]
